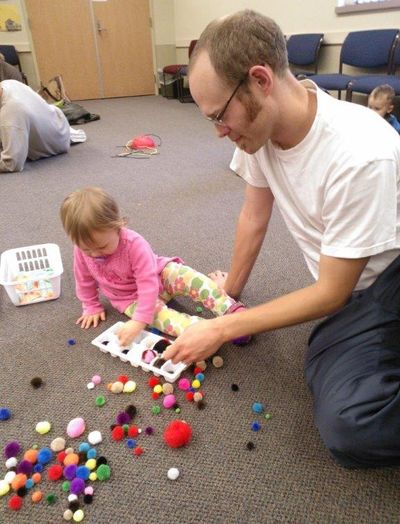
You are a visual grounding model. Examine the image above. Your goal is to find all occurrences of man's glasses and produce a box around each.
[206,76,246,126]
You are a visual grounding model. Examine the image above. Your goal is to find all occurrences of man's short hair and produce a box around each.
[369,84,396,105]
[189,9,288,88]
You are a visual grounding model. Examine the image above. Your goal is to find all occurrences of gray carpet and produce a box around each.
[0,95,399,524]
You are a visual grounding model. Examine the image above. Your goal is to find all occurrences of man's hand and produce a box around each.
[76,311,106,329]
[162,318,225,365]
[116,319,146,347]
[208,270,228,289]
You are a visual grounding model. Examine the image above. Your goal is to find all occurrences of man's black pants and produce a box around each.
[306,254,400,468]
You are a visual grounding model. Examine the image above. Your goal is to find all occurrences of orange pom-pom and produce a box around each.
[63,453,79,466]
[31,490,43,503]
[24,449,38,463]
[32,472,42,484]
[11,474,27,491]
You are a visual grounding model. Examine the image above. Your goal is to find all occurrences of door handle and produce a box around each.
[96,20,106,33]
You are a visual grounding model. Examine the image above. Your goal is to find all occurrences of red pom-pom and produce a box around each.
[117,374,129,384]
[148,376,160,388]
[193,367,203,375]
[127,425,139,438]
[163,420,192,448]
[133,446,143,456]
[57,451,67,464]
[151,392,160,400]
[8,495,23,510]
[47,464,63,481]
[111,426,125,441]
[185,392,194,402]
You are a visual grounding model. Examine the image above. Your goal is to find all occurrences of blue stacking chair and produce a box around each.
[347,38,400,101]
[0,44,28,84]
[286,33,324,77]
[309,29,399,99]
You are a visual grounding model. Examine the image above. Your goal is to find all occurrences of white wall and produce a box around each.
[173,0,400,75]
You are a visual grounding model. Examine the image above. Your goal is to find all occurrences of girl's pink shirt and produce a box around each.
[73,227,182,324]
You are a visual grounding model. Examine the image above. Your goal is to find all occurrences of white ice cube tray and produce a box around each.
[91,322,187,383]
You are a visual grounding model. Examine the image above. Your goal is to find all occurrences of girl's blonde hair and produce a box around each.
[60,187,126,246]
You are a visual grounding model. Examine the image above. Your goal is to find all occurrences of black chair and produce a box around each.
[286,33,324,77]
[0,45,28,84]
[309,29,399,99]
[161,39,197,99]
[347,38,400,101]
[177,40,198,103]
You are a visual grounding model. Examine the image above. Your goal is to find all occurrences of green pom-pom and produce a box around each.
[95,395,106,407]
[96,464,111,481]
[62,481,70,492]
[151,405,161,415]
[46,493,57,504]
[265,413,272,420]
[175,407,181,414]
[32,444,39,450]
[122,424,129,434]
[195,306,204,313]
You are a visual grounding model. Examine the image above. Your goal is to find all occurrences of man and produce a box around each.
[0,79,70,172]
[164,10,400,468]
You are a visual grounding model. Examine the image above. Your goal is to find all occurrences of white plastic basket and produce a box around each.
[0,243,63,306]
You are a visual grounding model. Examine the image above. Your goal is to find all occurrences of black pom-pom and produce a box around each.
[69,500,80,512]
[125,404,137,418]
[30,377,43,389]
[246,441,255,450]
[197,400,206,410]
[231,383,239,392]
[96,456,108,466]
[78,451,86,464]
[17,487,27,497]
[83,494,93,504]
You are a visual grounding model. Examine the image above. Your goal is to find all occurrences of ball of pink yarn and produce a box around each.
[163,394,176,409]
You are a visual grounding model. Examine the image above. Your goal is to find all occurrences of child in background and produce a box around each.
[368,84,400,133]
[60,187,250,347]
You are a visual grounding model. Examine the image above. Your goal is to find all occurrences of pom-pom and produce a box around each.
[163,420,192,448]
[163,394,177,409]
[252,402,264,414]
[151,405,161,415]
[167,467,180,480]
[31,490,43,503]
[11,473,27,490]
[16,460,33,476]
[185,392,194,402]
[83,493,93,504]
[69,499,80,512]
[151,392,160,400]
[92,375,102,385]
[32,473,41,484]
[127,439,136,449]
[0,407,11,421]
[67,418,85,438]
[78,442,90,453]
[37,448,53,464]
[30,377,43,389]
[127,425,139,438]
[231,383,239,392]
[70,477,85,495]
[96,456,107,466]
[46,493,57,504]
[25,479,34,490]
[251,421,262,432]
[67,338,76,346]
[16,486,27,497]
[76,466,90,480]
[193,366,203,375]
[95,395,106,407]
[197,400,206,410]
[73,509,85,522]
[62,481,70,492]
[35,420,51,435]
[63,509,73,520]
[57,451,67,463]
[96,464,111,481]
[8,495,23,510]
[111,426,125,441]
[178,378,190,391]
[116,411,131,425]
[148,376,160,388]
[133,447,143,457]
[145,426,154,436]
[33,464,43,473]
[117,374,129,384]
[63,453,79,466]
[246,441,255,450]
[4,440,21,459]
[212,355,224,368]
[63,464,77,481]
[88,431,102,445]
[87,448,97,459]
[47,464,63,481]
[125,404,137,418]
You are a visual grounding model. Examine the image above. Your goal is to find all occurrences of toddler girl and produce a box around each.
[60,187,249,347]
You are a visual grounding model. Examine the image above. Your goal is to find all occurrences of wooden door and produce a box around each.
[92,0,155,97]
[25,0,101,100]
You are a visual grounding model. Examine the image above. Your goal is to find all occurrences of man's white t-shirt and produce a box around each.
[230,80,400,290]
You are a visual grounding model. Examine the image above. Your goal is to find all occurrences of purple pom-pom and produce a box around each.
[4,440,21,459]
[116,411,131,425]
[63,464,77,481]
[17,459,33,475]
[145,426,154,436]
[70,477,85,495]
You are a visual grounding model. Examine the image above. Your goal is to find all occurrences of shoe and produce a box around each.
[225,302,252,346]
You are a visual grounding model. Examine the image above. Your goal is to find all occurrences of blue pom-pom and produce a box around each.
[37,447,53,464]
[0,408,11,421]
[33,463,43,473]
[252,402,264,414]
[78,442,90,453]
[87,448,97,459]
[76,466,90,480]
[67,338,76,346]
[251,421,262,432]
[25,479,34,489]
[195,373,205,382]
[126,439,137,449]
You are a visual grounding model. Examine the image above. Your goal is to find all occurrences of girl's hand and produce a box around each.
[76,311,106,329]
[116,319,146,347]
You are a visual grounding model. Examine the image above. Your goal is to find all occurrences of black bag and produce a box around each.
[60,101,100,125]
